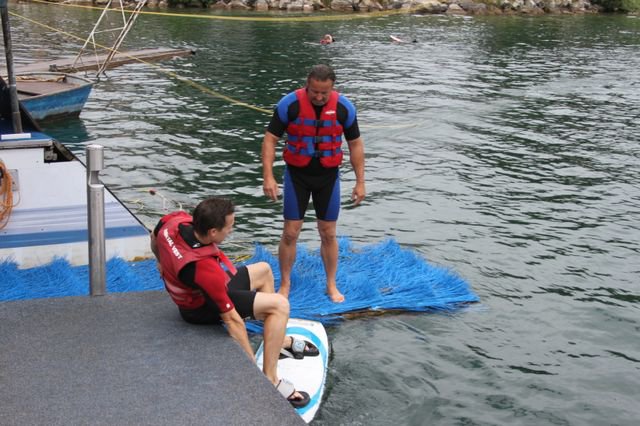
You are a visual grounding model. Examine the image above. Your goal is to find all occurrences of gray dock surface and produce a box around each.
[0,291,305,426]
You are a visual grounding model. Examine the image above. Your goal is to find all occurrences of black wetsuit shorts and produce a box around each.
[283,164,340,221]
[178,266,256,325]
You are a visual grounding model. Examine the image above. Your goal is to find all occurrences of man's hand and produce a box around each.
[351,181,366,205]
[221,309,255,362]
[263,175,280,201]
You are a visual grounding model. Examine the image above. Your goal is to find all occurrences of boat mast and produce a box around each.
[71,0,148,80]
[0,0,22,133]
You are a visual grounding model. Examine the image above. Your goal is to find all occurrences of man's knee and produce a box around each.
[281,228,301,245]
[255,292,290,319]
[248,262,275,291]
[319,232,336,244]
[267,293,290,317]
[317,222,337,243]
[255,261,274,281]
[275,294,290,316]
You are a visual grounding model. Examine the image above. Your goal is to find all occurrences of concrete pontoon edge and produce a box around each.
[0,290,305,426]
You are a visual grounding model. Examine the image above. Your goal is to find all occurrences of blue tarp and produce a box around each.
[0,257,161,301]
[0,238,478,325]
[243,237,478,329]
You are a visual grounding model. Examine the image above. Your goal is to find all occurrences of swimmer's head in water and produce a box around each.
[320,34,334,44]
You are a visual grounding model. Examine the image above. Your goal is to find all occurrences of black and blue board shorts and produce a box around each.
[178,266,256,325]
[283,165,340,221]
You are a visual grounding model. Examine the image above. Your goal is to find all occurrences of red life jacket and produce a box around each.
[283,88,344,168]
[155,211,237,309]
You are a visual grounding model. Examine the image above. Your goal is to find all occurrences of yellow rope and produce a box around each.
[232,253,254,262]
[11,11,273,114]
[12,6,419,122]
[0,159,18,230]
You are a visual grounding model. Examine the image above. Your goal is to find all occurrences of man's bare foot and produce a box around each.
[327,286,345,303]
[283,336,293,348]
[275,378,310,408]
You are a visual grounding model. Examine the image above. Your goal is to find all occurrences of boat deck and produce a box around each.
[0,291,305,426]
[16,78,76,97]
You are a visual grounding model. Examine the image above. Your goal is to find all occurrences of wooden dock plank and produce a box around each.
[3,48,194,75]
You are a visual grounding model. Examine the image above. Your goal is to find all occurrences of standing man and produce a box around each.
[261,64,366,303]
[150,197,318,407]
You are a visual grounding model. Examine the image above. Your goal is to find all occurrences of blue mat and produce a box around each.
[243,237,478,330]
[0,238,478,326]
[0,257,163,301]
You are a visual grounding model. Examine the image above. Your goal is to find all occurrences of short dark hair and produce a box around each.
[307,64,336,83]
[192,197,235,235]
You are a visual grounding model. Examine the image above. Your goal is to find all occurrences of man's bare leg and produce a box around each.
[253,293,306,401]
[318,219,344,303]
[253,294,288,379]
[248,263,309,352]
[278,219,303,298]
[247,262,275,293]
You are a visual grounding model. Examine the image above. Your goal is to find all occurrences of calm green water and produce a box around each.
[8,4,640,425]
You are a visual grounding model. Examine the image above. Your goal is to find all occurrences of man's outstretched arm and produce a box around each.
[261,131,280,201]
[347,136,366,205]
[221,309,255,361]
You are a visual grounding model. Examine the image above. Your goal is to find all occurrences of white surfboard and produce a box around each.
[256,318,330,423]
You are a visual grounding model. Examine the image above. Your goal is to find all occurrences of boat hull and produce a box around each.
[16,72,93,121]
[0,132,152,268]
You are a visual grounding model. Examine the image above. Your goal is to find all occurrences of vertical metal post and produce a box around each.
[86,144,106,296]
[0,0,23,133]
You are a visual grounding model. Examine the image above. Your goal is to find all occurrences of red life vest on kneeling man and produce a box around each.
[156,211,237,309]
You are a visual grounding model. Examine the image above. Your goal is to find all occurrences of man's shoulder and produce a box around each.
[337,93,356,110]
[273,91,302,126]
[336,94,357,127]
[161,210,191,223]
[277,91,300,107]
[155,210,191,236]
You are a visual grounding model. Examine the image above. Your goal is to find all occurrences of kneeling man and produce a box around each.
[151,196,317,407]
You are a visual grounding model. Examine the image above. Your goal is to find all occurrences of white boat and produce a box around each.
[0,76,151,268]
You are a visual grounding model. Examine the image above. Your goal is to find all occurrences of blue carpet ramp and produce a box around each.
[1,238,478,326]
[0,257,163,301]
[244,237,479,324]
